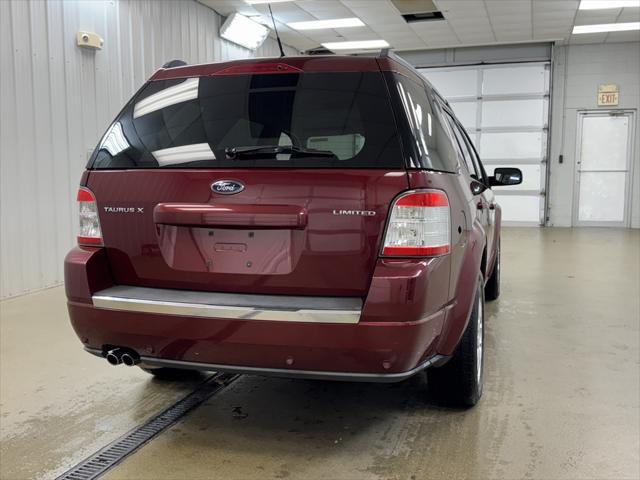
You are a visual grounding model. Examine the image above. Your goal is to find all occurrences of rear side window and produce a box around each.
[444,112,478,178]
[89,72,403,169]
[387,73,459,173]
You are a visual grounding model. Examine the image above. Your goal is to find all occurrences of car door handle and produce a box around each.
[476,201,484,210]
[489,203,496,210]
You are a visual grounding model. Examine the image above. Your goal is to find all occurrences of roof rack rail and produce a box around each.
[162,59,188,69]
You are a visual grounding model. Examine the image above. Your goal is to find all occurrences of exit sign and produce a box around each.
[598,84,619,106]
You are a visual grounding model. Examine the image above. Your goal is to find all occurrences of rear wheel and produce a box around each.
[484,239,500,301]
[427,276,484,407]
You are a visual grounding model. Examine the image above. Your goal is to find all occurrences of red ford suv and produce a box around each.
[65,52,522,407]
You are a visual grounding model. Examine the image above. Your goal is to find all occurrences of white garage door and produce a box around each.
[419,62,550,225]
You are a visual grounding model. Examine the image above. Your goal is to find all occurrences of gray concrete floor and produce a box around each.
[1,227,639,480]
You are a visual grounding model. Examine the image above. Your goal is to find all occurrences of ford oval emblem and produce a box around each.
[211,180,245,195]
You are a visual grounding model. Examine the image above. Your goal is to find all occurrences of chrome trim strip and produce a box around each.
[92,286,362,324]
[84,347,446,383]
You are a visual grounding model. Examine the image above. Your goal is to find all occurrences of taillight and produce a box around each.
[382,190,450,257]
[77,187,103,246]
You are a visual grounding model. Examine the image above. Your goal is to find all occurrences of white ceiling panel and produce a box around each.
[533,14,577,24]
[371,22,418,33]
[533,0,580,13]
[458,34,497,44]
[575,9,623,24]
[535,29,572,39]
[198,0,639,53]
[495,29,532,40]
[300,31,346,43]
[533,14,577,26]
[340,0,378,7]
[605,30,640,42]
[570,32,609,44]
[392,38,428,49]
[333,28,381,40]
[449,17,492,27]
[296,1,353,16]
[485,0,531,13]
[384,31,424,42]
[618,7,640,21]
[436,0,488,13]
[409,21,456,34]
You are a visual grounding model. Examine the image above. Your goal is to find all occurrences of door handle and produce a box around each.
[489,203,496,210]
[476,201,484,210]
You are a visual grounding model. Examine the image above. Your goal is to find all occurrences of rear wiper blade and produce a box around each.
[224,145,335,159]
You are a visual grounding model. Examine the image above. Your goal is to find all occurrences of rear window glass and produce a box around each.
[89,72,403,169]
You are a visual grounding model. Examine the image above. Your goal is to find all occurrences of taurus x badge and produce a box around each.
[103,206,144,213]
[211,180,245,195]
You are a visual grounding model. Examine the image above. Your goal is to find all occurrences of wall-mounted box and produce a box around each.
[76,31,103,50]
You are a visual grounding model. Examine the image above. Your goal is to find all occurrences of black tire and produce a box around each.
[140,367,203,380]
[484,239,500,301]
[427,276,485,407]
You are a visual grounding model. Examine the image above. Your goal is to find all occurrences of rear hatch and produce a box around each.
[86,63,409,297]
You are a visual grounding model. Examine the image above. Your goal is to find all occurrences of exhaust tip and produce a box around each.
[106,351,122,366]
[121,352,140,367]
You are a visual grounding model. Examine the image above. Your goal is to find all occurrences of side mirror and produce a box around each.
[489,167,522,187]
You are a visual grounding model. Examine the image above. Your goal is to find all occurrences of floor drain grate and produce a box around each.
[55,373,238,480]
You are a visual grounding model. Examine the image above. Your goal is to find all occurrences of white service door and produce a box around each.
[575,112,633,226]
[420,63,550,225]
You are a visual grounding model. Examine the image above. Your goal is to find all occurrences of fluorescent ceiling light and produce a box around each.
[322,40,390,51]
[133,78,199,118]
[573,21,640,33]
[579,0,639,9]
[288,18,365,30]
[220,13,269,50]
[246,0,293,4]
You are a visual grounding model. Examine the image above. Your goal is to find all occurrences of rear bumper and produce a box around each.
[65,245,459,380]
[84,346,448,383]
[68,299,449,378]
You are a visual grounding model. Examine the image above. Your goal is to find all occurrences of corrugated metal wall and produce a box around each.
[0,0,297,299]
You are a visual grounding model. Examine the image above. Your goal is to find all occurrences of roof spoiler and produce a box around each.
[161,59,188,69]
